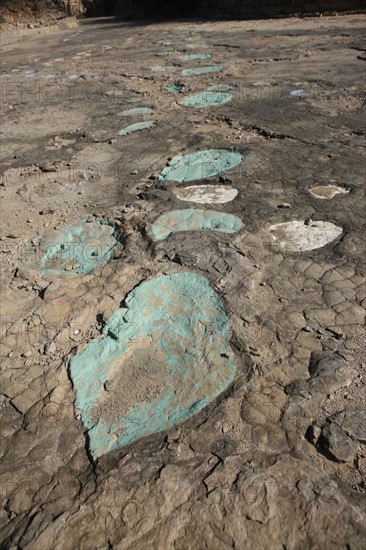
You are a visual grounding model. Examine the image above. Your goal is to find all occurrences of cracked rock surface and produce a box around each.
[1,13,365,549]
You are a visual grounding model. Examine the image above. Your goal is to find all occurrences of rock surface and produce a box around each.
[319,419,359,462]
[0,13,365,550]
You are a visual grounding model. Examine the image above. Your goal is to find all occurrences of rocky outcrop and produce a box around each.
[0,0,84,25]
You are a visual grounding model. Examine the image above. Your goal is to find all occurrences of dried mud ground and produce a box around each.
[1,13,366,550]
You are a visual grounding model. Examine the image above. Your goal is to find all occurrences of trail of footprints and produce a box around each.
[23,30,349,458]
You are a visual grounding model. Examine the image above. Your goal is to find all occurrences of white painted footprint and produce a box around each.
[173,185,238,204]
[268,220,343,252]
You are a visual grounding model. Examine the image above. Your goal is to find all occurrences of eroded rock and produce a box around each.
[319,420,359,462]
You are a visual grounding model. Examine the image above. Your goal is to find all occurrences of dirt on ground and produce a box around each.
[0,13,365,549]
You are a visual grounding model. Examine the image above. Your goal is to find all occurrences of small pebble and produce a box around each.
[39,209,56,215]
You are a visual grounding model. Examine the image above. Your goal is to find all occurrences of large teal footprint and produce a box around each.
[151,209,242,240]
[21,220,119,276]
[70,272,237,458]
[159,149,242,182]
